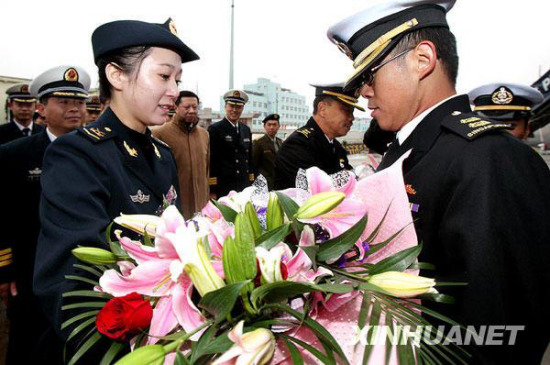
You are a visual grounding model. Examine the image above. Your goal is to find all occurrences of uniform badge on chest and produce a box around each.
[224,135,233,142]
[130,189,150,204]
[27,167,42,181]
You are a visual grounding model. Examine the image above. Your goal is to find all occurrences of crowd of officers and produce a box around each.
[0,0,549,364]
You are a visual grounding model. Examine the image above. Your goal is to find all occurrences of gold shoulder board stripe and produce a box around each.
[0,248,12,256]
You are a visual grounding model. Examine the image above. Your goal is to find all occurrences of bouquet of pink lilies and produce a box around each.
[65,154,466,365]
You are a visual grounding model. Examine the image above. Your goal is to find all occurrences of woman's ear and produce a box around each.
[105,63,125,92]
[415,41,437,80]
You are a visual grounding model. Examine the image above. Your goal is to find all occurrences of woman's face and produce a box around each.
[123,47,182,127]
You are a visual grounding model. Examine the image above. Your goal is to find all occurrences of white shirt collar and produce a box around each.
[324,135,334,144]
[46,128,57,142]
[396,94,457,145]
[13,119,33,132]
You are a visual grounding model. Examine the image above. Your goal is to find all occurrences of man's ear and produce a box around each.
[105,63,125,91]
[414,41,437,80]
[317,100,330,116]
[36,103,46,118]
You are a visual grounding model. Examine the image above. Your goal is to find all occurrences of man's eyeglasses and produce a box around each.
[359,48,413,88]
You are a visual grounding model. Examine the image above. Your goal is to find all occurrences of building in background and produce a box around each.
[219,78,309,137]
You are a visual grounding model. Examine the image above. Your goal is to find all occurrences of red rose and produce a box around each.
[95,292,153,341]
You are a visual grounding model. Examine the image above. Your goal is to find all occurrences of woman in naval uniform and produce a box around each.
[33,18,199,360]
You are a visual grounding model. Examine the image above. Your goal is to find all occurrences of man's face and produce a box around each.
[360,51,418,132]
[176,97,199,124]
[322,99,354,138]
[9,100,35,123]
[225,102,244,123]
[264,120,280,138]
[85,110,101,125]
[507,119,530,140]
[39,97,86,136]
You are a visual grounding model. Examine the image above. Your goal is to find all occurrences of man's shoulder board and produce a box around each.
[441,112,511,141]
[78,126,116,143]
[295,126,316,139]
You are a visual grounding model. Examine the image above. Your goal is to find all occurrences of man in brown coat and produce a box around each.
[252,113,282,189]
[153,91,209,219]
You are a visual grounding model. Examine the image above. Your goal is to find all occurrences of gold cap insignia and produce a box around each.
[124,141,138,157]
[336,42,353,60]
[64,68,79,82]
[274,114,279,119]
[233,91,240,98]
[168,19,178,35]
[491,87,513,105]
[21,85,29,93]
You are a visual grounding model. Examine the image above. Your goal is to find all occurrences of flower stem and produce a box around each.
[162,320,213,353]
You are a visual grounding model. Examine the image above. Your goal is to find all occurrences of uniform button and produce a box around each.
[235,149,238,153]
[246,149,249,153]
[245,160,248,163]
[236,159,239,163]
[236,170,240,174]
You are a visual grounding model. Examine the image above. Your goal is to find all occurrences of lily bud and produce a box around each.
[115,344,165,365]
[114,214,161,237]
[213,321,275,365]
[295,191,345,220]
[244,202,262,239]
[266,193,284,230]
[72,247,117,265]
[183,239,225,297]
[367,271,437,298]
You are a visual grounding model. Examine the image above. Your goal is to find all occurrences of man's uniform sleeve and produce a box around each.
[274,132,316,189]
[207,125,219,196]
[0,146,15,283]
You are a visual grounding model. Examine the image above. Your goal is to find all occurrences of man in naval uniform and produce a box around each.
[0,65,90,363]
[0,84,43,145]
[252,113,282,190]
[469,83,543,141]
[208,89,254,198]
[274,83,364,189]
[328,1,550,363]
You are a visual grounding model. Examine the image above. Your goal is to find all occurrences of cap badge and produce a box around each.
[64,68,79,82]
[168,19,178,35]
[336,42,353,60]
[274,114,279,119]
[124,141,138,157]
[233,91,240,98]
[21,85,29,93]
[491,87,513,105]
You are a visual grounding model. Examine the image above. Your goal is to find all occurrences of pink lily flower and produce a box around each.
[99,206,209,343]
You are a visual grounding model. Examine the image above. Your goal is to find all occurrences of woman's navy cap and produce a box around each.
[92,18,199,65]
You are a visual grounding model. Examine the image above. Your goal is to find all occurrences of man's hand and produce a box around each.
[0,281,17,306]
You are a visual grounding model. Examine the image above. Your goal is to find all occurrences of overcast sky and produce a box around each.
[1,0,548,118]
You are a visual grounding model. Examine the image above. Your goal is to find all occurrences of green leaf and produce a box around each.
[299,244,319,270]
[63,290,112,299]
[280,337,304,365]
[61,310,99,330]
[174,352,192,365]
[198,333,233,355]
[263,303,349,364]
[275,191,299,220]
[266,192,284,230]
[315,283,355,294]
[278,334,329,364]
[251,281,319,307]
[358,292,372,329]
[317,215,368,262]
[368,244,423,275]
[199,281,250,321]
[257,223,292,250]
[361,299,382,364]
[67,332,102,365]
[211,199,238,223]
[66,317,97,343]
[74,263,103,277]
[365,203,391,244]
[100,341,126,365]
[65,275,100,286]
[106,222,128,257]
[408,262,436,271]
[62,301,108,310]
[244,201,262,239]
[366,223,409,257]
[190,325,217,362]
[143,230,154,247]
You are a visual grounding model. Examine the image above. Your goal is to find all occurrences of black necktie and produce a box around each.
[378,137,401,170]
[22,128,30,136]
